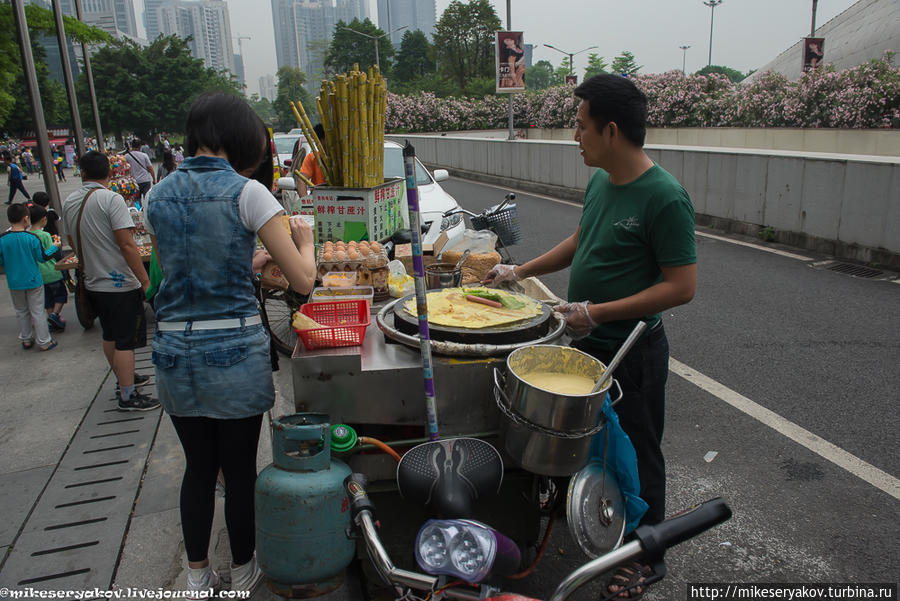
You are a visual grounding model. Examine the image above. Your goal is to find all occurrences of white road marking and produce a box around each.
[696,231,814,262]
[669,358,900,501]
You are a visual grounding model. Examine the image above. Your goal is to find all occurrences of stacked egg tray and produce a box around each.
[316,239,385,279]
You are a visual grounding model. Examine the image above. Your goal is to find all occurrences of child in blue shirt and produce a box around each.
[0,203,60,350]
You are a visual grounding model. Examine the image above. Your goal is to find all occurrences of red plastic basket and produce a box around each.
[295,299,371,350]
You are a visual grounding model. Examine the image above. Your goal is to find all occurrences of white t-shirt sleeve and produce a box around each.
[143,189,157,236]
[239,180,284,232]
[107,193,136,231]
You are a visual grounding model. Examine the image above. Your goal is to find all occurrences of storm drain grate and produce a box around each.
[0,347,161,594]
[826,262,884,279]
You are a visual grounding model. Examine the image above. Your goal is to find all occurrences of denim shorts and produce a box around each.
[152,324,275,419]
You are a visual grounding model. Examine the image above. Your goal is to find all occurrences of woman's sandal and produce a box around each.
[21,339,34,350]
[607,561,653,600]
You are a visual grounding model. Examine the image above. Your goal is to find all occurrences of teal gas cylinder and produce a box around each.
[255,413,354,598]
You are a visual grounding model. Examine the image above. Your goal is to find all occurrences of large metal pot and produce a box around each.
[494,345,621,477]
[425,262,462,289]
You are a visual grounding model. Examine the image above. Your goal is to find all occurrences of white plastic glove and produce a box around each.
[482,264,520,287]
[556,301,598,340]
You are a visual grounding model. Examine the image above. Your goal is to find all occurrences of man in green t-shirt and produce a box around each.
[484,74,696,599]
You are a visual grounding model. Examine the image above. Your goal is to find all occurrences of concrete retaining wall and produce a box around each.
[389,134,900,268]
[525,127,900,157]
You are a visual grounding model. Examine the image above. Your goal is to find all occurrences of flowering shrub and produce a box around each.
[385,54,899,131]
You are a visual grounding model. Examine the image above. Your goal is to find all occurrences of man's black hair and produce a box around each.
[574,74,648,147]
[131,139,141,150]
[313,123,325,141]
[185,92,267,175]
[79,150,111,180]
[7,202,29,224]
[32,191,50,208]
[28,203,47,224]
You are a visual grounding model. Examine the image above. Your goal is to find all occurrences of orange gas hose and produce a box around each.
[507,514,555,580]
[358,436,403,463]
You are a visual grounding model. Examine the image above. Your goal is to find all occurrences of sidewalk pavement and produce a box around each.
[1,171,358,600]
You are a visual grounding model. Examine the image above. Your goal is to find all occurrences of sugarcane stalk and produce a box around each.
[296,100,331,185]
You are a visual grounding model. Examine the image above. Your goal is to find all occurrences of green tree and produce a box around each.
[584,53,609,79]
[394,29,435,82]
[248,93,278,128]
[76,36,240,141]
[524,59,554,90]
[610,50,642,75]
[696,64,746,82]
[273,65,313,131]
[325,18,393,76]
[553,57,573,84]
[433,0,501,94]
[0,3,109,129]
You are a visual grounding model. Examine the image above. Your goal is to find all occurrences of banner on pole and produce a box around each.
[496,31,526,93]
[802,37,824,72]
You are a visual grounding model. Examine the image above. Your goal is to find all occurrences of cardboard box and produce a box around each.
[312,178,405,244]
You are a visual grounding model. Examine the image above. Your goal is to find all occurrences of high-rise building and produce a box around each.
[56,0,138,39]
[157,0,235,74]
[233,53,245,87]
[259,74,277,101]
[271,0,369,91]
[144,0,165,41]
[377,0,436,46]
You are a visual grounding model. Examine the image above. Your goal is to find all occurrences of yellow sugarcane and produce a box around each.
[296,100,331,185]
[338,77,350,187]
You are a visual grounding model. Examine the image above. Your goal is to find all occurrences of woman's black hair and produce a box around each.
[573,74,648,147]
[161,149,176,171]
[185,92,267,174]
[247,126,274,191]
[79,150,111,180]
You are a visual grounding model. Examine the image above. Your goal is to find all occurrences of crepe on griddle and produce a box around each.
[403,287,542,329]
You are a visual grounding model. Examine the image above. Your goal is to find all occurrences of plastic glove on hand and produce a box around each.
[482,264,520,287]
[556,301,598,340]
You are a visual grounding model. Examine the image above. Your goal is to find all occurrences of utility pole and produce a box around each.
[52,0,85,158]
[703,0,723,67]
[810,0,818,37]
[507,0,514,141]
[11,0,63,214]
[679,45,691,75]
[543,44,598,77]
[75,0,104,152]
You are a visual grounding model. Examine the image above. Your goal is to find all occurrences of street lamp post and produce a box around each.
[543,43,598,78]
[339,25,407,72]
[703,0,723,67]
[679,45,691,75]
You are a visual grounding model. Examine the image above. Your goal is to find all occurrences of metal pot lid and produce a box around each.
[566,462,626,558]
[392,291,553,345]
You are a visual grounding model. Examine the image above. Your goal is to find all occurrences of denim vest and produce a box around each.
[147,156,257,323]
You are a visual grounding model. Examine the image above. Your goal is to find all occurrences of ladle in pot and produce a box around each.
[453,248,471,271]
[590,321,648,398]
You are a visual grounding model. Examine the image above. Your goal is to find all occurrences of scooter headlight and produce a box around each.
[415,519,519,583]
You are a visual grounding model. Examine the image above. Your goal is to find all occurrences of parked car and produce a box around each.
[273,133,305,176]
[277,141,465,245]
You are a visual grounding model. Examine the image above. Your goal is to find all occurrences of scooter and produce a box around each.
[345,442,732,601]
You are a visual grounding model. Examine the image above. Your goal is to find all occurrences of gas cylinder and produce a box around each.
[255,413,354,598]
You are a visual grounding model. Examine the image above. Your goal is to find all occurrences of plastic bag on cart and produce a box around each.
[388,260,414,297]
[442,229,498,255]
[588,394,649,535]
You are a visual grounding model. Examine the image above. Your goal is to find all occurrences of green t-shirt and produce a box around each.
[32,229,63,284]
[568,165,696,350]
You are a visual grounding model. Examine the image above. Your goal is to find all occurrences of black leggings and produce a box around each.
[170,414,263,564]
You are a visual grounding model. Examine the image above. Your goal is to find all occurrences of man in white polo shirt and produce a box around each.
[125,139,156,206]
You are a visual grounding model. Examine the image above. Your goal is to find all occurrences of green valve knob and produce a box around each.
[330,424,358,453]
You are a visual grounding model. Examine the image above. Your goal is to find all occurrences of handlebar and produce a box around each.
[443,192,516,218]
[344,473,732,601]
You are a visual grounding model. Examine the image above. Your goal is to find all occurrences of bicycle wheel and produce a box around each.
[259,287,306,356]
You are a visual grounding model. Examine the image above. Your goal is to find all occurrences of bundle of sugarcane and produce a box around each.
[290,64,387,188]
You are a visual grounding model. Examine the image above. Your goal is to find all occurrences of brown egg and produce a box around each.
[334,250,348,261]
[335,241,346,251]
[370,242,382,253]
[322,251,333,262]
[359,241,370,250]
[323,240,334,248]
[348,249,360,260]
[348,240,358,247]
[359,246,370,257]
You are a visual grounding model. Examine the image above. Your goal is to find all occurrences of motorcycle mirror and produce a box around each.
[397,438,503,518]
[433,169,449,182]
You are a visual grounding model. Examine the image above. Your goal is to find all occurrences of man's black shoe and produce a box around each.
[117,389,160,412]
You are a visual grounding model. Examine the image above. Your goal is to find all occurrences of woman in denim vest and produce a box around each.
[145,93,316,597]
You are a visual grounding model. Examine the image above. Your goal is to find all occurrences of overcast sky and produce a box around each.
[134,0,859,97]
